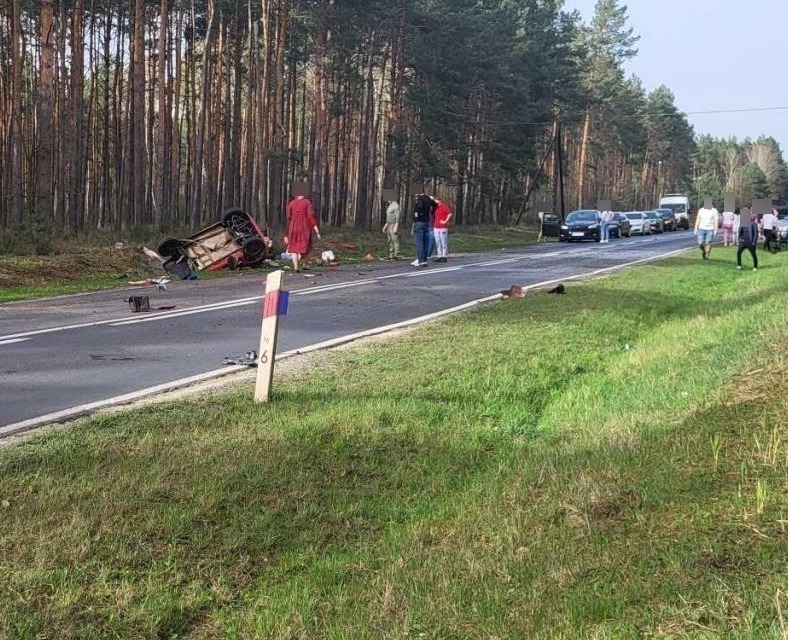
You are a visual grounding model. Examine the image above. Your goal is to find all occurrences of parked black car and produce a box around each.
[611,212,632,238]
[559,210,601,242]
[656,208,677,231]
[539,212,563,239]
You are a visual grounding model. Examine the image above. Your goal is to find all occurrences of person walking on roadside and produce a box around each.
[721,208,735,246]
[382,197,401,260]
[411,192,436,266]
[599,209,613,243]
[432,198,453,262]
[694,201,719,259]
[761,207,778,252]
[737,209,759,271]
[286,191,320,273]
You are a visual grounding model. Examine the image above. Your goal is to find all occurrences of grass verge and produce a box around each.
[1,247,786,638]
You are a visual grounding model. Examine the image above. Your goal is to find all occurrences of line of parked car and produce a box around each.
[547,208,685,243]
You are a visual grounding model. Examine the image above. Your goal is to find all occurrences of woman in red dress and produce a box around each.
[286,195,320,272]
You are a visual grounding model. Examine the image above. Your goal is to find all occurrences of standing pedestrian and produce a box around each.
[432,198,453,262]
[732,208,741,246]
[286,190,320,273]
[761,207,778,251]
[694,201,719,259]
[382,197,401,260]
[412,192,435,266]
[737,210,758,271]
[426,198,437,259]
[537,211,546,243]
[600,209,613,243]
[721,208,735,246]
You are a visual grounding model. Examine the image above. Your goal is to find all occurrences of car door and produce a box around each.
[541,213,562,238]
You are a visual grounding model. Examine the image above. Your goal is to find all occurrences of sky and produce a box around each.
[562,0,788,154]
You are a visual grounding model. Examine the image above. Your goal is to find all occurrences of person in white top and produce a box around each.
[382,198,401,260]
[732,209,741,246]
[694,203,719,260]
[761,208,779,251]
[720,209,735,246]
[600,210,614,243]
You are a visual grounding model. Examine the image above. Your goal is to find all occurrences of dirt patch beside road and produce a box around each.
[0,247,155,289]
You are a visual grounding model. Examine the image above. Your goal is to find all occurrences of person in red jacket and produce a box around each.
[432,198,453,262]
[286,192,320,272]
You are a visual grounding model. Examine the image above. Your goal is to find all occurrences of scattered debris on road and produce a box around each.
[128,277,171,290]
[126,295,176,313]
[224,350,259,367]
[501,285,527,298]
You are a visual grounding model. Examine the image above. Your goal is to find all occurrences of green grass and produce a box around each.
[1,247,787,638]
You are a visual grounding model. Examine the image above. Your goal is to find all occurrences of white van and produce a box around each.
[659,194,691,229]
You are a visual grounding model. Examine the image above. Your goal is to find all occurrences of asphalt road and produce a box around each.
[0,231,697,432]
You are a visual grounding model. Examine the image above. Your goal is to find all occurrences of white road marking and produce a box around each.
[110,298,262,326]
[0,240,693,339]
[401,266,464,277]
[0,338,30,346]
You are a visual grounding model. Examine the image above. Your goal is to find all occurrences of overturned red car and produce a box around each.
[157,208,275,277]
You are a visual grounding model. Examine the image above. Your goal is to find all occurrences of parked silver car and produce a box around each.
[623,211,647,235]
[643,210,664,234]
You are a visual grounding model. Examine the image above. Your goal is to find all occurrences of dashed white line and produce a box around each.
[0,338,30,346]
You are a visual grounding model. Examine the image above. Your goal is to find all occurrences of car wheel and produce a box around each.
[221,207,246,224]
[241,236,266,260]
[157,237,185,258]
[222,208,255,235]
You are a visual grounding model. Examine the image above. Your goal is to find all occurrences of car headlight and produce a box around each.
[588,224,598,229]
[560,225,568,230]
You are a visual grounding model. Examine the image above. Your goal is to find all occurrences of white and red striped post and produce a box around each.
[254,270,288,403]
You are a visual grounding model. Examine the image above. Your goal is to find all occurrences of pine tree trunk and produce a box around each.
[310,25,328,222]
[155,0,170,228]
[189,0,215,227]
[577,109,591,209]
[130,0,145,227]
[69,0,86,231]
[9,0,25,225]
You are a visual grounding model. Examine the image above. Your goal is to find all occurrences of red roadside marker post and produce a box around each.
[254,270,288,403]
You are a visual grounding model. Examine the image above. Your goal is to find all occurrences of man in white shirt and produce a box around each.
[761,208,779,251]
[694,202,719,260]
